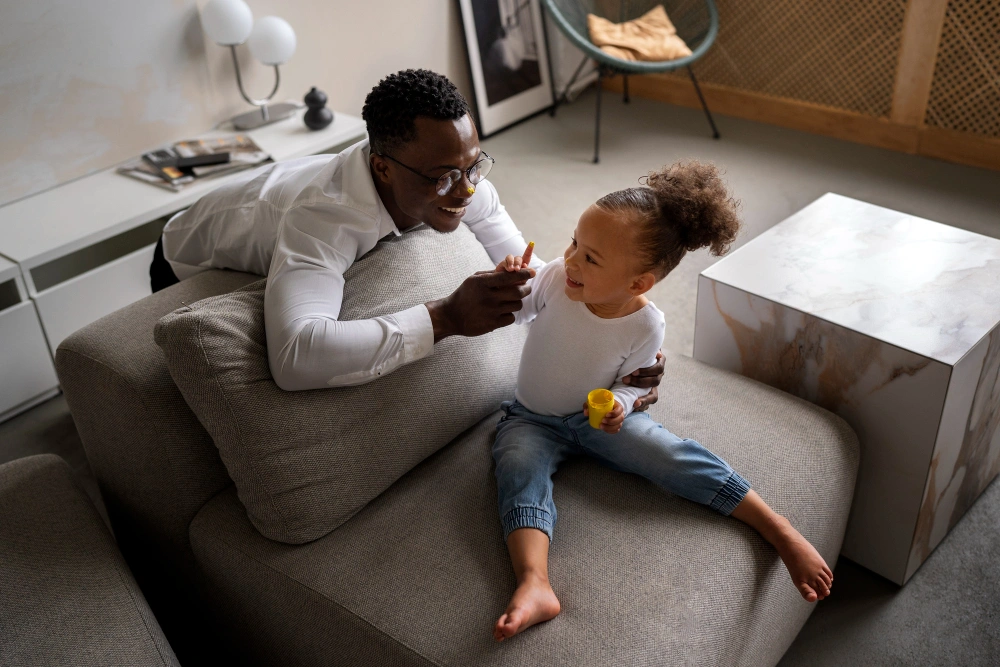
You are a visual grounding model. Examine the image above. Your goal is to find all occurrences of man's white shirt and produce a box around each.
[162,139,542,390]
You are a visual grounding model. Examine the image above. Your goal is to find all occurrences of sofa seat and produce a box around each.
[190,353,859,667]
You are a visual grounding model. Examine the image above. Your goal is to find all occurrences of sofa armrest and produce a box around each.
[0,454,180,666]
[55,269,257,657]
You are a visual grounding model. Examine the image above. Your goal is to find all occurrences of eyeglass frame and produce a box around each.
[378,151,495,196]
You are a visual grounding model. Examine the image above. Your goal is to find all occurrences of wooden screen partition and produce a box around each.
[606,0,1000,171]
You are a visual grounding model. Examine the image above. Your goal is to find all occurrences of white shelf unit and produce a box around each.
[0,109,366,420]
[0,257,60,422]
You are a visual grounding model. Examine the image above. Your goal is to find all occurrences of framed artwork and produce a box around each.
[459,0,555,137]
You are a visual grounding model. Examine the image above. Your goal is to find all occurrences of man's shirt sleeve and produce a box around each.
[263,204,435,391]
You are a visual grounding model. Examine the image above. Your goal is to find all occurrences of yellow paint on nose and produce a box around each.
[467,186,476,195]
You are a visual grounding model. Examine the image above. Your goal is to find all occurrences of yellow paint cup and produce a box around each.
[587,389,616,429]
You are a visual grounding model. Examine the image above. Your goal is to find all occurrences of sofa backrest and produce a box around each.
[154,224,527,544]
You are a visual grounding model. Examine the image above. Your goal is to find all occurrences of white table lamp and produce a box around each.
[200,0,299,130]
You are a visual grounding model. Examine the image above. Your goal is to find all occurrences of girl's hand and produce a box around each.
[496,241,534,273]
[582,400,625,434]
[496,254,526,272]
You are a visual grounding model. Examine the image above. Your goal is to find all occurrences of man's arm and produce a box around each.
[263,207,436,390]
[264,205,535,391]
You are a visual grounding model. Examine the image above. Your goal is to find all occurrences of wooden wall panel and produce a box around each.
[663,0,909,118]
[924,0,1000,137]
[609,0,1000,170]
[891,0,950,125]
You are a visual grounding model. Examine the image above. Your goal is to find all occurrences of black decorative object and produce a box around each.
[303,87,334,130]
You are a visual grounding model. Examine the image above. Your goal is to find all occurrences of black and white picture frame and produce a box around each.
[459,0,554,137]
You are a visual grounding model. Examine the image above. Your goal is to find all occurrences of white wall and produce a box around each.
[0,0,472,207]
[200,0,473,133]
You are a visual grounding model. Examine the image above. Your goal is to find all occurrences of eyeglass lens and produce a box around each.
[435,157,493,196]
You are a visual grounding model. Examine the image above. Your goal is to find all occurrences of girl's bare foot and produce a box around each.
[772,519,833,602]
[730,490,833,602]
[493,574,561,641]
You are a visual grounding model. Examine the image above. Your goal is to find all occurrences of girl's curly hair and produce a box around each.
[595,161,741,279]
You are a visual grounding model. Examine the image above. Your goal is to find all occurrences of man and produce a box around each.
[150,69,663,400]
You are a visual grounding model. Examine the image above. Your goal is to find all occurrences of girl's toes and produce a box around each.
[798,583,818,602]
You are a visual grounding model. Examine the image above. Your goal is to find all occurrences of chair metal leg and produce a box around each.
[623,74,630,104]
[687,66,720,139]
[552,54,591,117]
[594,68,603,164]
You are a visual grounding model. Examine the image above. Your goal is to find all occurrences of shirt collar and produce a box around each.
[343,139,401,238]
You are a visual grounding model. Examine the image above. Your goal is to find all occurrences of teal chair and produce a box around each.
[542,0,720,162]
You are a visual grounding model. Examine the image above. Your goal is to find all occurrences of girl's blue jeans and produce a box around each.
[493,400,751,541]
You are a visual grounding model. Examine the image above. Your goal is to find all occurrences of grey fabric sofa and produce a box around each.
[56,269,860,666]
[0,454,180,666]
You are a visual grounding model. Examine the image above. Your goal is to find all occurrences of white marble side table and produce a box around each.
[693,193,1000,585]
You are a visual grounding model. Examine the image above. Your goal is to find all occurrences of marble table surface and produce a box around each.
[702,193,1000,365]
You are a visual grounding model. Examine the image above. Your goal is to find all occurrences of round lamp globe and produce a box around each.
[200,0,254,46]
[248,16,297,66]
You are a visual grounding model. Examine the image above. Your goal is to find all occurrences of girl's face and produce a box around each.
[563,204,654,306]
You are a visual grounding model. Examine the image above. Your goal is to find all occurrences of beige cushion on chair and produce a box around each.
[154,224,526,545]
[588,5,693,62]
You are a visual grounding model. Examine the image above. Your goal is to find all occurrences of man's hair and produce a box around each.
[362,69,471,156]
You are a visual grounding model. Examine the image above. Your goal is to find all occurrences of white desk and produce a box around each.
[693,193,1000,585]
[0,109,366,420]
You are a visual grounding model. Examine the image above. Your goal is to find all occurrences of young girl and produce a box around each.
[492,162,833,642]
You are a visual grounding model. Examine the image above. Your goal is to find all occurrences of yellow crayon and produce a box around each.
[523,241,535,266]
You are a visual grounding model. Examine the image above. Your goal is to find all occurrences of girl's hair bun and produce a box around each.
[645,162,740,256]
[595,161,741,279]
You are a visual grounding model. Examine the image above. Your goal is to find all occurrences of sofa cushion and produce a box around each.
[155,224,527,544]
[189,352,860,666]
[0,454,180,666]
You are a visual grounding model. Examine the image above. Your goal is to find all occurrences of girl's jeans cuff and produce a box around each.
[502,507,554,542]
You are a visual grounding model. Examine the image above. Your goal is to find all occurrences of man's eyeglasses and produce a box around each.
[380,152,495,196]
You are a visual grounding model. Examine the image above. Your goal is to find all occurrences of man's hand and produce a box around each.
[583,399,625,434]
[425,268,535,342]
[625,351,665,412]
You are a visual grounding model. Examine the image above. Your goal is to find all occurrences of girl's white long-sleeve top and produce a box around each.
[512,258,665,417]
[161,139,542,391]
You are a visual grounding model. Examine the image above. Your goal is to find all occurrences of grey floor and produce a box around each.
[3,89,999,665]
